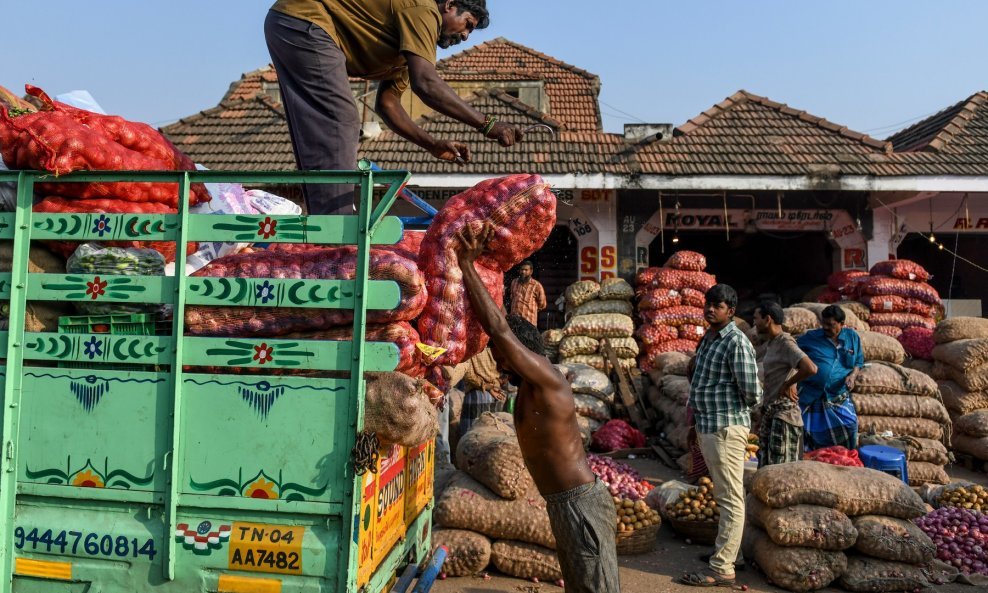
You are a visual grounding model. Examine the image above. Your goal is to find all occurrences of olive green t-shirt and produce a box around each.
[271,0,441,94]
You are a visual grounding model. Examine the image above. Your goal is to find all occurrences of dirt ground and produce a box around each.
[433,457,988,593]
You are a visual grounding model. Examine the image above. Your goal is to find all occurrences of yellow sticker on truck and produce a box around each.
[228,522,304,575]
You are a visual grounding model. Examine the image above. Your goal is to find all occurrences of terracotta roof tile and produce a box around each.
[886,91,988,153]
[628,90,896,176]
[360,88,626,174]
[160,96,296,171]
[437,37,602,132]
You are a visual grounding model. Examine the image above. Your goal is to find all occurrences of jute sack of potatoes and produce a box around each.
[783,307,820,335]
[932,338,988,371]
[598,277,634,301]
[934,316,988,344]
[951,434,988,461]
[434,472,555,549]
[945,363,988,392]
[937,380,988,415]
[661,375,691,405]
[851,393,950,423]
[746,494,857,551]
[607,336,639,358]
[558,335,599,358]
[563,313,634,339]
[652,351,691,376]
[490,540,562,581]
[571,299,633,317]
[742,527,847,592]
[858,434,949,465]
[433,529,491,576]
[857,415,944,440]
[858,331,906,365]
[851,515,935,564]
[751,461,926,519]
[839,556,932,593]
[456,413,533,500]
[564,280,600,309]
[907,461,949,487]
[954,410,988,437]
[852,362,939,397]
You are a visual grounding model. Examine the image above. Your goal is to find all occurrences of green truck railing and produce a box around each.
[0,163,429,592]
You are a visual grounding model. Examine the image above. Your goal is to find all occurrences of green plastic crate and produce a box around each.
[57,314,168,371]
[57,313,158,336]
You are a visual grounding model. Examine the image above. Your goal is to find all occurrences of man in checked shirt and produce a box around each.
[682,284,762,588]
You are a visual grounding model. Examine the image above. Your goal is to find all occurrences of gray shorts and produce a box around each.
[545,478,620,593]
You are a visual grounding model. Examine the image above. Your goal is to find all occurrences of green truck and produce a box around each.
[0,164,436,593]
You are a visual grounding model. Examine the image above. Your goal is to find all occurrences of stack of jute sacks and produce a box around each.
[559,279,638,372]
[433,413,563,582]
[931,317,988,462]
[634,251,715,371]
[641,352,692,452]
[852,361,952,486]
[744,461,936,592]
[555,363,615,447]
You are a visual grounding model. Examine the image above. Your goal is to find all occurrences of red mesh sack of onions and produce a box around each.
[0,89,208,207]
[861,294,934,317]
[184,247,427,337]
[635,323,679,348]
[679,324,707,340]
[859,276,941,305]
[680,287,707,308]
[816,289,842,304]
[869,325,904,339]
[637,287,681,310]
[828,270,870,291]
[417,174,555,369]
[869,313,936,331]
[640,268,717,293]
[640,306,706,327]
[666,250,707,272]
[870,259,931,283]
[34,196,197,263]
[643,339,699,359]
[899,327,935,361]
[591,419,646,453]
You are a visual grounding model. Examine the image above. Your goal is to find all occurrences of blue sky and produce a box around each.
[4,1,986,138]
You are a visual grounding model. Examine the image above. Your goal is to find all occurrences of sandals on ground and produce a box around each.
[680,570,736,588]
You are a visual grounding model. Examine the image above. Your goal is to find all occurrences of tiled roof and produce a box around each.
[440,69,543,82]
[437,38,603,132]
[887,92,988,153]
[359,88,627,174]
[160,96,296,171]
[223,65,364,102]
[629,91,895,176]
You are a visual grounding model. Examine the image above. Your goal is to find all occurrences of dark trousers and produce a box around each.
[264,10,358,215]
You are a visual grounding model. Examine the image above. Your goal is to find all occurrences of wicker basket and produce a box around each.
[615,522,659,555]
[668,517,719,546]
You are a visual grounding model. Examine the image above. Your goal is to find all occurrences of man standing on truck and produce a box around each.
[457,224,620,593]
[265,0,525,215]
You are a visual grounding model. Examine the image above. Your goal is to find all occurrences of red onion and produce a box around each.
[914,507,988,576]
[587,453,653,500]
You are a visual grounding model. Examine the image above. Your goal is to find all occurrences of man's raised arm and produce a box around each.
[455,224,562,388]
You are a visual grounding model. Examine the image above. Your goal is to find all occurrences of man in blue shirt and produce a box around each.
[796,305,865,451]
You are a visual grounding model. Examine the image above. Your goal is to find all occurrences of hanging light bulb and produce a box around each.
[672,233,680,244]
[938,242,945,251]
[928,233,936,243]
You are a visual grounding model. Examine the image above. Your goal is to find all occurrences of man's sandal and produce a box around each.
[680,570,736,588]
[697,554,745,571]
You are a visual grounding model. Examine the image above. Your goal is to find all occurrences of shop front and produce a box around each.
[871,192,988,315]
[617,191,870,308]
